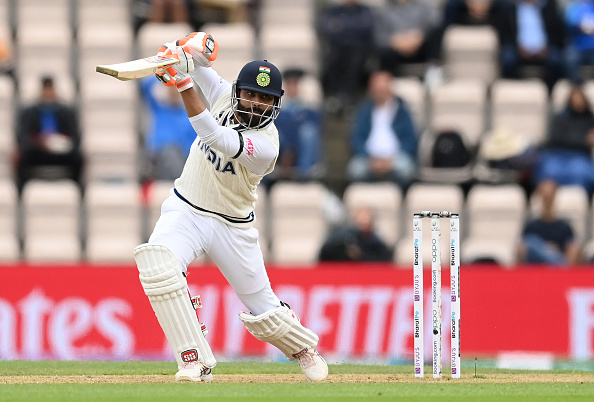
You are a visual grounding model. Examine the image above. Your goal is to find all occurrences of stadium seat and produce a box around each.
[136,22,193,59]
[394,183,464,266]
[0,179,19,261]
[269,181,329,265]
[145,180,174,239]
[443,25,498,84]
[81,127,139,183]
[76,0,130,31]
[21,179,82,263]
[430,79,487,147]
[343,181,403,248]
[551,79,573,113]
[583,196,594,262]
[261,0,313,30]
[297,72,324,109]
[77,24,134,83]
[461,238,516,266]
[79,69,137,113]
[466,183,526,239]
[79,69,138,184]
[260,25,318,73]
[462,184,527,265]
[199,22,256,83]
[393,76,426,131]
[16,0,70,25]
[0,0,9,29]
[16,0,72,82]
[491,79,549,146]
[0,76,15,179]
[404,183,465,217]
[200,22,254,57]
[84,181,142,263]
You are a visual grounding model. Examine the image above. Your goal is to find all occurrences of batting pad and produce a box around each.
[239,306,319,360]
[134,244,216,368]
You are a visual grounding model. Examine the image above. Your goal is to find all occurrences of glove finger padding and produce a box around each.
[155,44,194,92]
[157,41,177,58]
[178,32,218,67]
[155,66,193,92]
[175,45,195,74]
[155,69,175,86]
[157,43,194,74]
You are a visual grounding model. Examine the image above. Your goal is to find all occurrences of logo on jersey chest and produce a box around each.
[198,140,237,175]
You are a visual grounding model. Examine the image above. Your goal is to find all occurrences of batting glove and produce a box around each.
[177,32,218,68]
[155,44,194,92]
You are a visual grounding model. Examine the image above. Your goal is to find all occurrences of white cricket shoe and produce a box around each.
[175,361,213,382]
[295,349,328,382]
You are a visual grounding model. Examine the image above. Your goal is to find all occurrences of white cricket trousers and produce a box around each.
[148,193,281,315]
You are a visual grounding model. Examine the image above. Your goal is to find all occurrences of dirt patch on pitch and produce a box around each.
[1,373,593,384]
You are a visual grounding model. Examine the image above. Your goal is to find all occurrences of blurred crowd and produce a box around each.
[3,0,594,266]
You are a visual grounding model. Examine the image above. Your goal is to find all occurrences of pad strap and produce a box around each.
[135,244,216,368]
[239,305,319,360]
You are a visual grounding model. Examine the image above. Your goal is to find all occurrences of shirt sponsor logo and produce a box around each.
[246,138,254,156]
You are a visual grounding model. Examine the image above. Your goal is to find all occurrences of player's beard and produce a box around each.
[236,102,273,128]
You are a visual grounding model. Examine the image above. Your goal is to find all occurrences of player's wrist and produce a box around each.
[176,78,194,92]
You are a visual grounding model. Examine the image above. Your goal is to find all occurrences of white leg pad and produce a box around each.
[134,243,216,368]
[239,305,319,360]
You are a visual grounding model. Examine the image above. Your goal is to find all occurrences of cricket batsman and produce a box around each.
[133,32,329,382]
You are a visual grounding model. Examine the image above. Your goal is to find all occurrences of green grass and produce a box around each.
[1,361,593,401]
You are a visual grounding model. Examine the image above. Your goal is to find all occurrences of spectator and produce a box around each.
[532,83,594,194]
[517,179,581,265]
[346,71,418,188]
[130,0,203,37]
[432,0,511,89]
[373,0,441,82]
[265,68,323,186]
[564,0,594,83]
[442,0,510,27]
[319,206,393,262]
[15,76,83,193]
[318,0,375,114]
[496,0,565,91]
[139,76,197,181]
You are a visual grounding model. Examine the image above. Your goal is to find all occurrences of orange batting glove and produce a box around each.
[155,43,194,92]
[177,32,218,67]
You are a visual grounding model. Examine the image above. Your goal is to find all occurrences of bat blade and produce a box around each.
[96,55,180,81]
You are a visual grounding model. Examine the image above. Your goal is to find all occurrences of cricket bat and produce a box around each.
[96,55,179,81]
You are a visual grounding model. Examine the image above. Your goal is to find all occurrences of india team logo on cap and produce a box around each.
[256,66,271,87]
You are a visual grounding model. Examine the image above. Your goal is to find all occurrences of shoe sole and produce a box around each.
[175,368,213,382]
[175,374,213,382]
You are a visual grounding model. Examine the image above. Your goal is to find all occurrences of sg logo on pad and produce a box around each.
[181,349,198,363]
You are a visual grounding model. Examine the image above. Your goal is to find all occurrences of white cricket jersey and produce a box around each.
[174,67,279,228]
